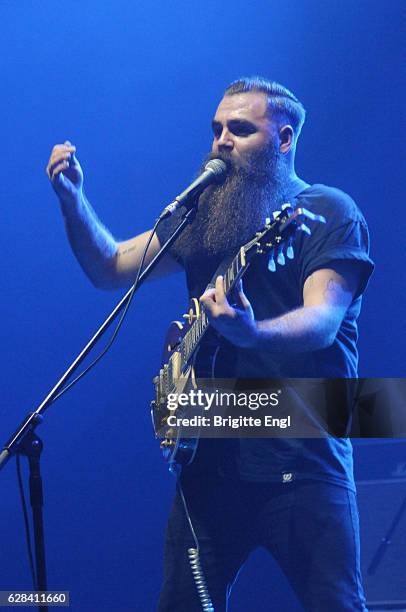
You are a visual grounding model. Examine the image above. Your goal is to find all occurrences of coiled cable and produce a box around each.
[178,481,214,612]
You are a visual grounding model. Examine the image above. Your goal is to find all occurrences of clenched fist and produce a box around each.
[46,140,83,203]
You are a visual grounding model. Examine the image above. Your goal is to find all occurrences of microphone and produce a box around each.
[158,159,227,220]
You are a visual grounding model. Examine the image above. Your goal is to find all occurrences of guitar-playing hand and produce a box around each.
[199,275,259,349]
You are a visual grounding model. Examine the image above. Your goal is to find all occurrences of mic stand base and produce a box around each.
[17,431,48,612]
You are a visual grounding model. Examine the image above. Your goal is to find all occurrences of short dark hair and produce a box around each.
[224,76,306,139]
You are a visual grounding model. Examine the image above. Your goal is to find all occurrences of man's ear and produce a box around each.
[279,124,294,153]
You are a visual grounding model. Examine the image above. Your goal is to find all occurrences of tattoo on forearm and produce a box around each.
[118,246,137,257]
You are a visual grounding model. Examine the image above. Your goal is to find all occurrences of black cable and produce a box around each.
[50,218,161,404]
[16,454,37,589]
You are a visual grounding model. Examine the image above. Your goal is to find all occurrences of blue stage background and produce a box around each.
[0,1,404,610]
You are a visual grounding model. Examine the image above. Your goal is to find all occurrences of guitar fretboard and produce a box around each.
[179,247,247,369]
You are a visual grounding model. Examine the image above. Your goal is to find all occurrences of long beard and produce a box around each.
[170,144,288,264]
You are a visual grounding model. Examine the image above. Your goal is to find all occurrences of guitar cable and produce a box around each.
[177,479,215,612]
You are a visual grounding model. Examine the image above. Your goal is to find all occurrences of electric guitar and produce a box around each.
[151,204,325,470]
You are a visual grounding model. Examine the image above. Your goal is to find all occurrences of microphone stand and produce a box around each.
[0,206,196,609]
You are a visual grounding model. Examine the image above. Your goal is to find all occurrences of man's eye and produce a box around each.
[232,126,255,136]
[234,129,250,136]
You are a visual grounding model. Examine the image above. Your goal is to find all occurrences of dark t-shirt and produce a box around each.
[156,183,374,489]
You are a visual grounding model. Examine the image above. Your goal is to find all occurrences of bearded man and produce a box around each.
[47,77,373,611]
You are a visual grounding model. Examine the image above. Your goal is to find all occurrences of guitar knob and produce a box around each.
[160,440,175,449]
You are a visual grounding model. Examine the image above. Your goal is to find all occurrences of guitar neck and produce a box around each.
[180,247,248,367]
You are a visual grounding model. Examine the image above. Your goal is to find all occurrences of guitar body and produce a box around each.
[151,298,223,469]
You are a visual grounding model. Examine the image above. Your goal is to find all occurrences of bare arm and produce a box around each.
[47,142,182,289]
[255,267,356,351]
[200,265,357,351]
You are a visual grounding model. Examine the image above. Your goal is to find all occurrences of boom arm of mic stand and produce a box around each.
[0,206,196,471]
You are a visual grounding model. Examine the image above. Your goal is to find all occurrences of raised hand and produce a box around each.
[46,140,83,203]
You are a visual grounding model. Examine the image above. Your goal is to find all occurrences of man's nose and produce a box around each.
[216,129,234,151]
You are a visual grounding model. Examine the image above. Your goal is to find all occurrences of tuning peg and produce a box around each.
[298,223,311,235]
[277,245,285,266]
[265,217,271,225]
[272,210,281,219]
[268,252,276,272]
[281,203,293,212]
[287,238,294,260]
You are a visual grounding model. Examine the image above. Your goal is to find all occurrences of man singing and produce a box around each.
[47,76,373,611]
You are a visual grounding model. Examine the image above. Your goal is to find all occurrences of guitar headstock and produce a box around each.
[243,204,326,272]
